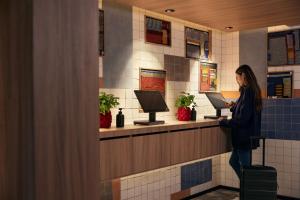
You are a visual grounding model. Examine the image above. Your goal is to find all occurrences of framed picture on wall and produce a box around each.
[268,29,300,66]
[140,68,167,99]
[185,27,210,60]
[199,62,217,92]
[267,71,293,98]
[145,16,171,46]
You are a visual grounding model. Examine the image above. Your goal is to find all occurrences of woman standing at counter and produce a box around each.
[219,64,262,179]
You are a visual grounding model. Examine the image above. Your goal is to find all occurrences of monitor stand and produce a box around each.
[134,112,165,125]
[204,109,227,119]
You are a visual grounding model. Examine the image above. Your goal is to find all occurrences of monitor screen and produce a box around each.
[134,90,169,113]
[205,92,227,109]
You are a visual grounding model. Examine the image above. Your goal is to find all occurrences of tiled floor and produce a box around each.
[191,189,283,200]
[191,189,239,200]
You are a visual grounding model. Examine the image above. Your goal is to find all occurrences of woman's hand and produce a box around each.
[225,101,235,108]
[218,116,226,121]
[218,116,228,126]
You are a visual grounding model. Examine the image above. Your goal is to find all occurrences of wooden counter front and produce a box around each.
[98,120,231,181]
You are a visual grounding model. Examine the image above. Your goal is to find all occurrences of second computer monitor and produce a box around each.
[205,92,227,110]
[204,92,228,119]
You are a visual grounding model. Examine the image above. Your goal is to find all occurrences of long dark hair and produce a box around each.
[236,65,262,111]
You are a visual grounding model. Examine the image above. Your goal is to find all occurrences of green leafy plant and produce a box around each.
[99,92,120,114]
[175,92,197,108]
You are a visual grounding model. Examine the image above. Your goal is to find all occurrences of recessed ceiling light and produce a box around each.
[225,26,233,30]
[165,9,175,13]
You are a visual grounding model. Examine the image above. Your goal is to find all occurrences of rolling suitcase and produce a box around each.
[240,136,278,200]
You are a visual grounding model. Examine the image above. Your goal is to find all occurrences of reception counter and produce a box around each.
[98,119,231,181]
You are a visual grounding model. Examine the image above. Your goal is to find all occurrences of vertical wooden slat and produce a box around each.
[33,0,100,198]
[170,132,182,165]
[201,128,208,158]
[180,130,196,163]
[194,129,202,159]
[161,133,171,167]
[211,127,220,155]
[0,0,34,199]
[0,0,100,199]
[100,138,133,180]
[133,134,161,173]
[170,130,196,165]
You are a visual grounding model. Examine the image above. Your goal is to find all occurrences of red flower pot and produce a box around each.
[177,107,191,121]
[99,111,112,128]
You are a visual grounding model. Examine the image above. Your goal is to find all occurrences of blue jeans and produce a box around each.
[229,149,251,179]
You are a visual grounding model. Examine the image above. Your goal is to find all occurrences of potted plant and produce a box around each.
[99,92,119,128]
[175,92,196,121]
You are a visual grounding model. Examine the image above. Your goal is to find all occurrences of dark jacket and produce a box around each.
[219,86,261,150]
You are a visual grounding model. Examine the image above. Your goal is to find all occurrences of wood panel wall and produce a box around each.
[0,0,100,199]
[99,127,231,181]
[0,0,34,199]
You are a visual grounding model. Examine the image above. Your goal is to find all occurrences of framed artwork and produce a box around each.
[185,27,210,60]
[145,16,171,46]
[99,9,104,56]
[268,29,300,66]
[140,68,166,99]
[267,71,293,98]
[199,62,217,92]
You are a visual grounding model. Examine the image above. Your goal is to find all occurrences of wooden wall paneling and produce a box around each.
[170,132,181,165]
[160,133,171,167]
[100,138,133,180]
[211,127,220,155]
[216,127,223,154]
[179,130,196,163]
[207,128,213,156]
[201,128,210,158]
[217,127,226,154]
[0,1,10,198]
[170,130,195,165]
[1,0,101,198]
[219,127,226,153]
[132,134,161,173]
[196,127,229,158]
[35,0,100,199]
[0,0,35,199]
[194,128,202,159]
[98,126,231,180]
[33,0,100,198]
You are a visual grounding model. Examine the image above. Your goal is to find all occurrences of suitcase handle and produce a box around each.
[250,136,266,166]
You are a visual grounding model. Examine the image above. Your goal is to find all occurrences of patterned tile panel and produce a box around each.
[181,159,212,190]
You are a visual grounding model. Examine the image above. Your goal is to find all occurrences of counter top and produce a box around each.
[98,119,219,139]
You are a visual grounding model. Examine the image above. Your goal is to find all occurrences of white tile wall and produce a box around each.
[220,32,240,91]
[120,156,220,200]
[100,6,237,125]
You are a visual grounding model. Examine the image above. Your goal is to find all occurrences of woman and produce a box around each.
[219,64,262,179]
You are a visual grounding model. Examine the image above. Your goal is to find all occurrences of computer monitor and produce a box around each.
[204,92,228,119]
[134,90,169,125]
